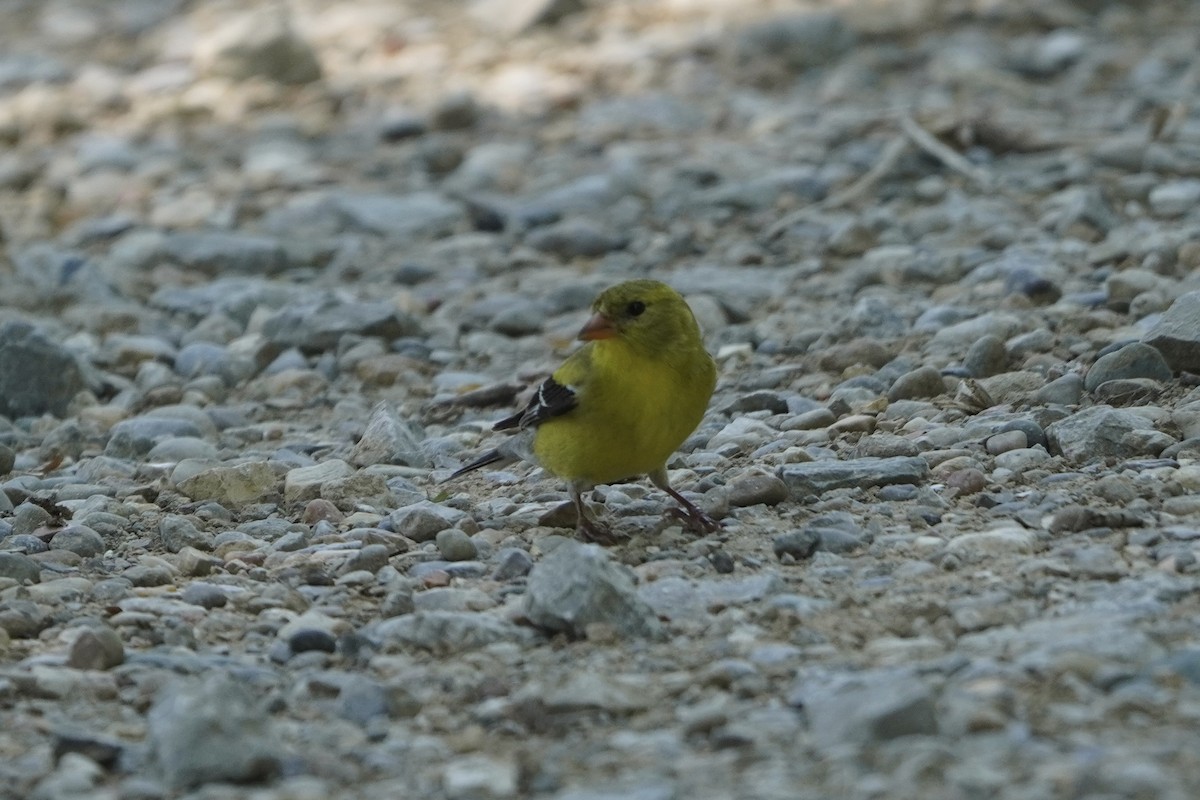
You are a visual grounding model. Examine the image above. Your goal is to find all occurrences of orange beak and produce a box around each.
[577,312,617,341]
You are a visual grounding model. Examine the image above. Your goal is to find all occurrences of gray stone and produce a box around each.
[778,456,929,498]
[196,7,322,84]
[180,583,228,609]
[66,625,124,670]
[525,218,626,258]
[855,433,920,459]
[159,515,212,553]
[148,675,281,790]
[963,334,1008,378]
[11,502,54,535]
[0,551,41,583]
[0,322,85,418]
[0,599,49,637]
[726,471,789,507]
[261,298,420,352]
[330,191,463,238]
[525,541,662,639]
[146,436,220,462]
[105,417,205,458]
[493,548,534,580]
[174,342,230,380]
[945,527,1036,560]
[165,231,288,275]
[342,543,389,575]
[176,461,278,507]
[387,501,470,542]
[49,526,105,557]
[284,459,355,504]
[1045,406,1159,464]
[888,366,945,401]
[1033,372,1084,405]
[734,10,855,70]
[349,402,428,468]
[1144,291,1200,371]
[1148,179,1200,217]
[792,668,939,747]
[435,529,478,562]
[371,611,538,653]
[773,530,819,561]
[1085,342,1172,391]
[472,0,585,35]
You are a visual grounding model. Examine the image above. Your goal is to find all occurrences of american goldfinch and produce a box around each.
[451,279,719,543]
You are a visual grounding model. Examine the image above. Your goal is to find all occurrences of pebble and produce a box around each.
[524,542,662,639]
[726,470,789,507]
[1045,406,1160,464]
[1085,342,1173,391]
[778,457,929,498]
[147,674,282,790]
[1143,291,1200,372]
[435,529,479,562]
[0,321,86,418]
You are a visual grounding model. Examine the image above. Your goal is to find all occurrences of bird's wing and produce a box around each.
[493,375,578,431]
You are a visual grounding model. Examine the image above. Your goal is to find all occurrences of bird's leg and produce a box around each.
[570,483,623,544]
[650,467,720,533]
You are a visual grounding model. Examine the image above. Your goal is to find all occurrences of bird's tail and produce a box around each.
[447,448,508,480]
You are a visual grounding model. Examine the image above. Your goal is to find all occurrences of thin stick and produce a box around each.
[898,114,993,190]
[765,134,910,240]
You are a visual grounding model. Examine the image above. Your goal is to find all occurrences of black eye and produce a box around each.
[627,301,646,317]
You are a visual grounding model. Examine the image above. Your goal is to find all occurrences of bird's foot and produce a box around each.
[666,502,721,534]
[575,516,626,545]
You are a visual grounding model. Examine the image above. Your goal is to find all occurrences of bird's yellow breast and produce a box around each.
[532,337,715,485]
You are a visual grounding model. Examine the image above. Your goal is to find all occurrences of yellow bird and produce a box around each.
[450,279,719,542]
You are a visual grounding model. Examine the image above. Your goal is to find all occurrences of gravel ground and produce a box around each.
[3,0,1200,798]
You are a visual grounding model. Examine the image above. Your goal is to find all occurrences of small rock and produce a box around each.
[1033,372,1084,405]
[66,625,124,670]
[773,530,819,561]
[147,675,281,790]
[159,515,211,553]
[0,321,86,418]
[792,668,938,748]
[1045,406,1160,464]
[284,459,355,504]
[1085,342,1173,391]
[945,527,1036,560]
[442,754,519,800]
[435,529,478,561]
[176,461,278,507]
[1148,180,1200,218]
[493,548,534,580]
[888,366,945,401]
[350,402,428,468]
[779,456,929,498]
[387,501,471,542]
[0,552,41,584]
[288,629,337,654]
[726,471,789,507]
[195,7,322,84]
[985,430,1027,455]
[964,335,1008,378]
[524,541,662,639]
[525,218,626,258]
[1144,291,1200,372]
[49,526,106,557]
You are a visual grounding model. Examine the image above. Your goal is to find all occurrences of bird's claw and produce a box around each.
[576,517,627,545]
[666,504,721,534]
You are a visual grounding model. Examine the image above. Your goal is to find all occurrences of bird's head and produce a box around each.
[578,279,701,354]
